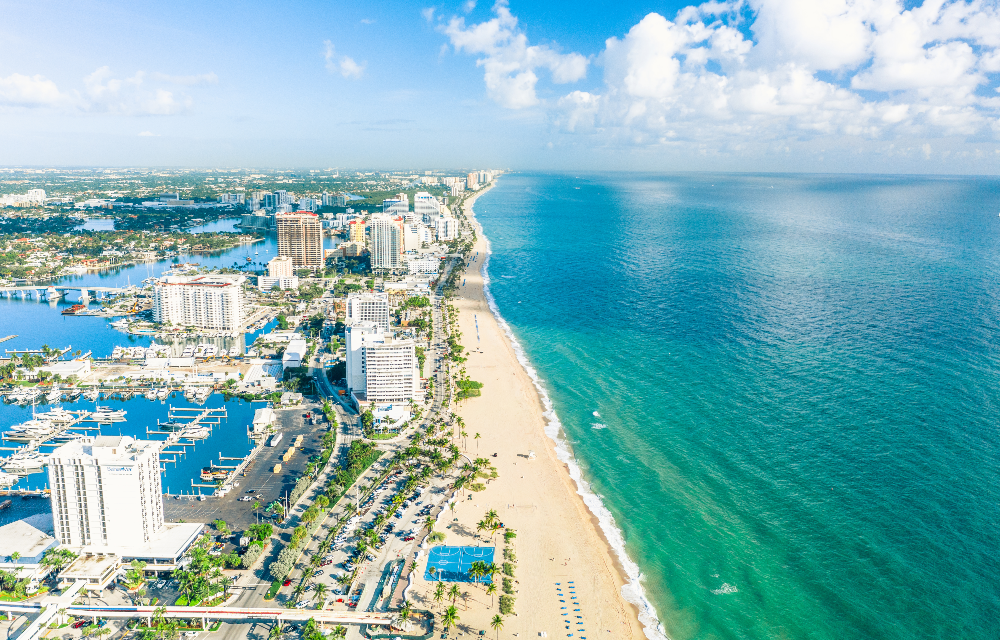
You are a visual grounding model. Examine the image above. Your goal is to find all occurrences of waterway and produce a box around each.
[0,218,336,506]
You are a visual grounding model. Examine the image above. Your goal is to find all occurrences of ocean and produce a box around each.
[473,173,1000,640]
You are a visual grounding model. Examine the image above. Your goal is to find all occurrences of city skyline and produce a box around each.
[1,0,999,174]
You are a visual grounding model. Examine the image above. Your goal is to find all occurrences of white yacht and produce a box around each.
[156,388,168,400]
[45,389,63,403]
[91,406,127,422]
[83,388,100,401]
[180,426,210,440]
[35,407,76,423]
[3,452,48,474]
[145,389,158,400]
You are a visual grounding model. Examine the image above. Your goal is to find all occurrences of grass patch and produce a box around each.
[264,580,281,600]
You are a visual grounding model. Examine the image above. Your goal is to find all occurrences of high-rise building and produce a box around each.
[26,189,46,203]
[345,321,382,392]
[152,274,245,331]
[403,224,421,251]
[369,214,405,272]
[413,192,440,223]
[297,197,317,212]
[276,212,323,268]
[382,193,409,216]
[263,190,292,210]
[217,193,245,204]
[362,339,420,403]
[466,172,479,190]
[346,292,390,333]
[259,256,298,291]
[348,219,367,244]
[268,256,294,278]
[48,436,164,548]
[344,323,420,404]
[435,215,460,241]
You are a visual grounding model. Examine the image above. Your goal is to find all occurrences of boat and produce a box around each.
[156,388,168,400]
[158,421,185,432]
[181,426,210,440]
[200,466,228,481]
[0,472,19,487]
[0,500,11,510]
[91,406,127,422]
[3,453,48,474]
[35,407,76,423]
[145,389,157,400]
[62,304,86,315]
[45,389,62,403]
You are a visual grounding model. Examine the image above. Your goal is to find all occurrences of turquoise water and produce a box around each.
[474,174,1000,640]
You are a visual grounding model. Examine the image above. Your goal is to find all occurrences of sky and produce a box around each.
[1,0,999,174]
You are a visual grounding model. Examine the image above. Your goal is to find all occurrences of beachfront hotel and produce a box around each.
[276,211,323,268]
[47,436,163,548]
[46,436,203,585]
[345,321,420,405]
[152,273,245,330]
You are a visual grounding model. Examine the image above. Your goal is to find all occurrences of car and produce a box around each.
[403,536,415,542]
[283,579,292,587]
[320,560,333,567]
[184,633,200,638]
[295,600,311,609]
[72,620,87,629]
[314,570,324,577]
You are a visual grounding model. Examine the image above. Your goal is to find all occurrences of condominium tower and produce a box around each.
[369,214,404,272]
[152,274,245,331]
[276,212,323,268]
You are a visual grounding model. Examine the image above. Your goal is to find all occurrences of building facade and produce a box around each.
[413,192,440,223]
[276,212,323,268]
[346,292,390,333]
[362,339,419,403]
[152,274,245,331]
[47,436,164,548]
[345,321,382,392]
[267,256,294,278]
[348,219,367,244]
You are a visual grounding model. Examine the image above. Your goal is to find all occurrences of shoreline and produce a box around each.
[449,183,667,639]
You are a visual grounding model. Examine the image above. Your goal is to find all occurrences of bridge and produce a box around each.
[0,599,394,640]
[0,285,137,303]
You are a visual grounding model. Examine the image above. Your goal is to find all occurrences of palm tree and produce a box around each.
[491,614,504,639]
[433,582,446,609]
[424,516,435,532]
[292,583,306,603]
[474,432,481,451]
[331,625,347,639]
[399,599,412,621]
[442,605,460,633]
[313,583,327,603]
[268,623,282,640]
[475,520,488,540]
[448,583,461,606]
[485,509,499,527]
[486,582,497,608]
[9,552,20,565]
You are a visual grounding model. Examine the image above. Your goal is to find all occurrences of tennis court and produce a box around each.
[423,545,496,583]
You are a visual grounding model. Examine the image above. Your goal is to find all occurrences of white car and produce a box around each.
[295,600,312,609]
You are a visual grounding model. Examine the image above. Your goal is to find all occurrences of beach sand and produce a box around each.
[406,186,646,638]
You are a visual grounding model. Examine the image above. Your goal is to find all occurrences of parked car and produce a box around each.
[283,579,292,587]
[403,536,415,542]
[72,620,87,629]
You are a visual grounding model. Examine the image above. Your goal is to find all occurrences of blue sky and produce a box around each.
[1,0,999,173]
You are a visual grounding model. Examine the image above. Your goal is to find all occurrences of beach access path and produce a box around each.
[404,192,647,638]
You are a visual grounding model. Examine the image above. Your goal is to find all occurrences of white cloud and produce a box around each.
[441,0,588,109]
[422,7,436,22]
[82,66,191,115]
[537,1,1000,153]
[0,73,64,107]
[324,41,366,79]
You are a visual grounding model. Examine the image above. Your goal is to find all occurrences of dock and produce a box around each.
[0,410,94,475]
[0,335,16,344]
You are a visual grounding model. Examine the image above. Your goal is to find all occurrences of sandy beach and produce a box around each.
[407,185,647,639]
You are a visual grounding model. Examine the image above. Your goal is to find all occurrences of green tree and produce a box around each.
[491,614,504,639]
[442,605,460,632]
[487,582,497,608]
[448,583,461,605]
[399,599,412,621]
[433,582,446,609]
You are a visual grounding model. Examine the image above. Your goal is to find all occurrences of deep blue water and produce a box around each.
[475,173,1000,640]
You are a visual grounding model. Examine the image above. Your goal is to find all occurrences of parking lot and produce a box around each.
[164,399,329,531]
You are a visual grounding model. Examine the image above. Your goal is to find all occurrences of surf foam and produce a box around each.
[471,210,669,640]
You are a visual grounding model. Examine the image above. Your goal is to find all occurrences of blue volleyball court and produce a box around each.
[423,545,495,583]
